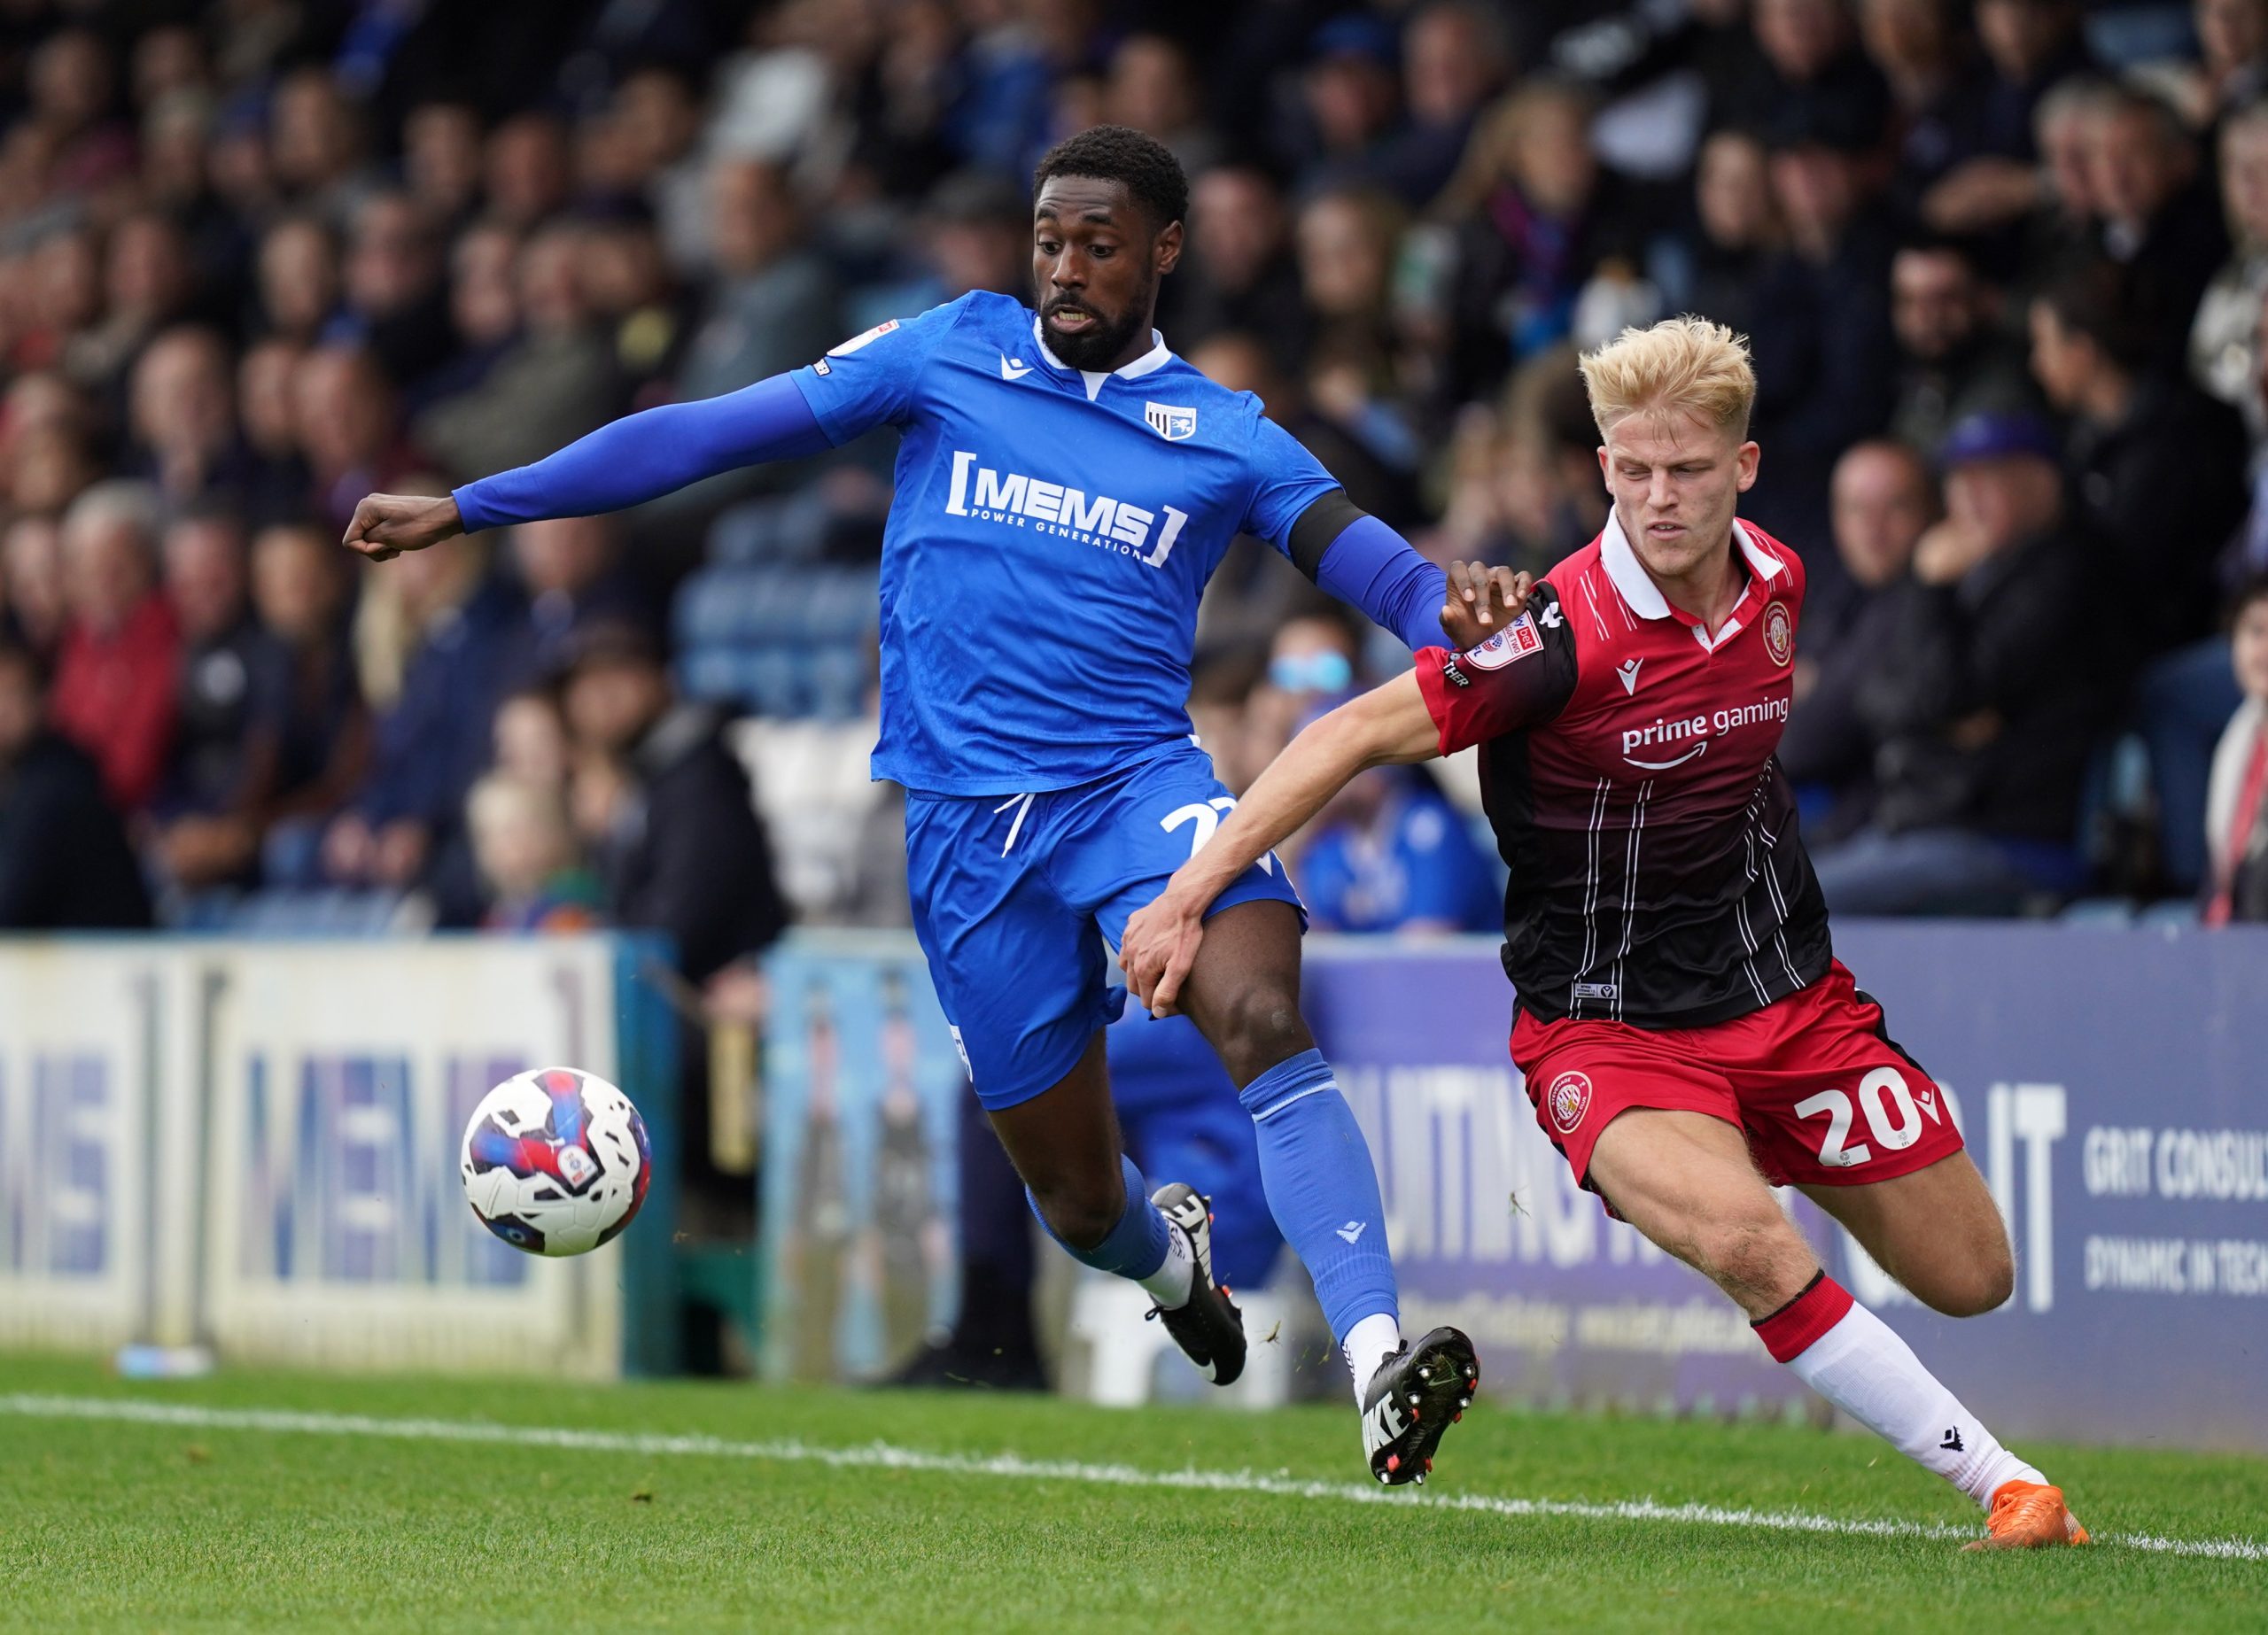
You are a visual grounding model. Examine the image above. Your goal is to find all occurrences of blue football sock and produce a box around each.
[1237,1048,1399,1343]
[1029,1152,1170,1280]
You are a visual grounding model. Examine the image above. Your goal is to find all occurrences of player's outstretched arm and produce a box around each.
[1295,499,1530,654]
[1123,671,1441,1017]
[342,375,834,561]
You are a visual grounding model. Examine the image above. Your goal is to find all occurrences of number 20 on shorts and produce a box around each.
[1795,1067,1938,1168]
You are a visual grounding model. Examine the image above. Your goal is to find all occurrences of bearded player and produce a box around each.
[343,127,1505,1484]
[1123,317,2088,1549]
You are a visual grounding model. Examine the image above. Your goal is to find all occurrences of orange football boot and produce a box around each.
[1963,1479,2091,1551]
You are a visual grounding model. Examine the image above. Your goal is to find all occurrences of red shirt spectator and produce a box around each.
[51,592,179,811]
[49,483,179,810]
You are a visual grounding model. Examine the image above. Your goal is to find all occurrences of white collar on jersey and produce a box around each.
[1031,316,1172,402]
[1600,508,1784,624]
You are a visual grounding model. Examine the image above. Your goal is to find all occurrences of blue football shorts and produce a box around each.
[904,740,1304,1111]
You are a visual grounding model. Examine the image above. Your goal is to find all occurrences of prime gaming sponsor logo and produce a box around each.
[1619,695,1790,771]
[944,451,1190,568]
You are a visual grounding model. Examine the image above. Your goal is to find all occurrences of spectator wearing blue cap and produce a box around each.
[1294,14,1405,193]
[1808,410,2109,913]
[1368,3,1513,209]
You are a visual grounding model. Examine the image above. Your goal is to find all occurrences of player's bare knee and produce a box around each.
[1923,1238,2015,1318]
[1203,979,1311,1084]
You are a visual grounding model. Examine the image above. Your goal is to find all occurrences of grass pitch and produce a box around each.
[3,1353,2263,1633]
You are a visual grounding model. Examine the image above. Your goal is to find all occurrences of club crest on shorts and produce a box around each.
[1464,612,1542,670]
[1762,600,1793,667]
[1144,401,1197,441]
[1546,1070,1593,1135]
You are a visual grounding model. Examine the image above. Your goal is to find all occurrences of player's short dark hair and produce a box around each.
[2036,259,2155,376]
[1032,125,1189,235]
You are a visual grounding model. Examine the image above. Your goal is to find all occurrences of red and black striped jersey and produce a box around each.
[1414,512,1832,1028]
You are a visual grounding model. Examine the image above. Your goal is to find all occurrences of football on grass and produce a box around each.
[460,1066,651,1257]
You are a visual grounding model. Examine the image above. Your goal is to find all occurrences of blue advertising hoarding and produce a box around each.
[763,924,2268,1451]
[1305,924,2268,1451]
[0,936,680,1377]
[1303,941,1817,1421]
[1818,922,2268,1452]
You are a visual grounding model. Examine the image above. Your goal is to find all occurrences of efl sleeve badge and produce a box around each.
[1464,612,1543,670]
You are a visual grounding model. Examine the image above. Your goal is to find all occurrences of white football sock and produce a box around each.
[1138,1219,1195,1309]
[1785,1298,2046,1507]
[1342,1311,1403,1406]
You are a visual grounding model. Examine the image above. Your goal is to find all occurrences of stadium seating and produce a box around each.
[673,563,879,722]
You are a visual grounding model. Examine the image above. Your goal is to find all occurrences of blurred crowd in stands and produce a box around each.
[1,0,2265,986]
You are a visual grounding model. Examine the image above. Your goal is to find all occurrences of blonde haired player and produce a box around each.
[1123,316,2088,1550]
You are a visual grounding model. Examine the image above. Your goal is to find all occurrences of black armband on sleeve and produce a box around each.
[1285,489,1368,581]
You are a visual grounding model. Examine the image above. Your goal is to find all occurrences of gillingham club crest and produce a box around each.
[1547,1070,1593,1135]
[1761,600,1793,667]
[1144,401,1197,441]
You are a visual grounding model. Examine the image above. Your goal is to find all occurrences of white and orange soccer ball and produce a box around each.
[459,1066,651,1257]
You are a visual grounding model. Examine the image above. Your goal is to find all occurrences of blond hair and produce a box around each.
[1576,315,1756,439]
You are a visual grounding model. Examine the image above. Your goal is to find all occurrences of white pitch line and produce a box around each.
[3,1393,2261,1562]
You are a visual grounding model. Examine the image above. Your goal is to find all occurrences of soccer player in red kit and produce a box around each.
[1122,317,2088,1550]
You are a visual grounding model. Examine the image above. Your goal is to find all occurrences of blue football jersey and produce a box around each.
[790,291,1340,795]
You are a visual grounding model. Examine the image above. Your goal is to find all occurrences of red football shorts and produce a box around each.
[1509,961,1965,1196]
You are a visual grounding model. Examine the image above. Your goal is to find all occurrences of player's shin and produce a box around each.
[1756,1271,2047,1507]
[1234,1048,1402,1399]
[1028,1153,1194,1306]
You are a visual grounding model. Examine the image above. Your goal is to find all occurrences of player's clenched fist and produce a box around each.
[342,492,465,562]
[1440,561,1534,653]
[1122,887,1208,1019]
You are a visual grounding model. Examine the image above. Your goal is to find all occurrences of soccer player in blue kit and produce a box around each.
[345,127,1516,1484]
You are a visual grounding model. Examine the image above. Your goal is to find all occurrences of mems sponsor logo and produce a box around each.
[237,1050,532,1287]
[944,451,1190,568]
[0,1054,112,1277]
